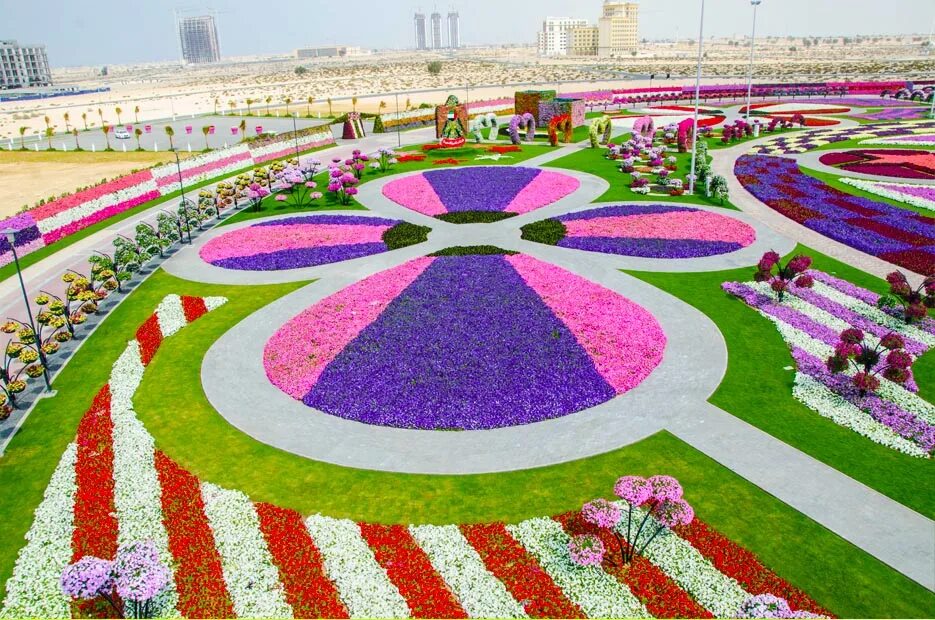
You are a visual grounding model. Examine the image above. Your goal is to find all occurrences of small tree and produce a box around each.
[826,329,911,396]
[97,108,104,126]
[245,98,254,114]
[72,128,81,150]
[101,124,112,150]
[877,271,935,324]
[306,95,315,117]
[283,96,292,115]
[228,100,235,114]
[327,97,333,116]
[709,175,729,203]
[295,65,308,75]
[63,112,71,131]
[213,97,219,114]
[44,127,54,150]
[265,95,272,115]
[134,105,140,123]
[754,251,814,302]
[201,125,211,150]
[18,126,27,150]
[427,61,443,75]
[238,119,246,142]
[134,128,143,150]
[81,112,88,131]
[164,125,175,150]
[115,106,123,125]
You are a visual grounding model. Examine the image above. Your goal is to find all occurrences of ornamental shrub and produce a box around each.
[877,271,935,324]
[826,328,911,396]
[520,218,566,245]
[382,222,432,250]
[754,251,814,302]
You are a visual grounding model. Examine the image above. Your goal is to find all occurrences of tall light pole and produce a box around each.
[172,149,192,243]
[292,112,300,159]
[744,0,763,123]
[394,92,402,147]
[688,0,706,195]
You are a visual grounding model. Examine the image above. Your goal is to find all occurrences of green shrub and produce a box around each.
[520,218,566,245]
[382,222,432,250]
[435,211,517,224]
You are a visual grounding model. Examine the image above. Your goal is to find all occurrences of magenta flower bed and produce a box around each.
[263,253,665,429]
[29,170,155,220]
[382,167,580,218]
[819,149,935,180]
[41,190,161,245]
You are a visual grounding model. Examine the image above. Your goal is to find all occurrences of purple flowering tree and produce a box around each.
[738,594,825,618]
[878,271,935,324]
[826,328,911,396]
[327,166,360,205]
[272,164,322,208]
[754,251,814,302]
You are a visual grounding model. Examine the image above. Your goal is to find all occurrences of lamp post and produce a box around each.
[1,229,52,391]
[744,0,763,123]
[930,88,935,119]
[688,0,706,195]
[291,112,300,159]
[172,149,192,243]
[394,92,402,148]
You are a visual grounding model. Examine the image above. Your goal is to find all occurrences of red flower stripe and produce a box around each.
[254,503,348,619]
[154,451,235,619]
[180,296,208,323]
[460,523,584,618]
[674,519,834,617]
[555,511,712,619]
[135,313,164,366]
[358,523,467,619]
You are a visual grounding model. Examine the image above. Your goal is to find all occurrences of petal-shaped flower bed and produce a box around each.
[382,166,580,223]
[521,205,756,259]
[818,149,935,180]
[264,252,665,429]
[199,215,428,271]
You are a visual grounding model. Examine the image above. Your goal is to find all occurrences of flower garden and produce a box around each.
[0,92,933,620]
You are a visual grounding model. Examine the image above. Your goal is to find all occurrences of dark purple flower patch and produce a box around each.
[423,166,541,212]
[556,204,689,221]
[209,242,389,271]
[253,214,399,227]
[558,236,743,258]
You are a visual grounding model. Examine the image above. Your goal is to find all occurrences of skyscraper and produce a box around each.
[178,15,220,64]
[430,12,443,49]
[447,11,460,49]
[598,1,639,57]
[414,13,428,50]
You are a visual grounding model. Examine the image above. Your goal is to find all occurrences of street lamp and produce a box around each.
[744,0,763,123]
[394,92,402,148]
[1,229,52,391]
[172,149,193,243]
[688,0,706,195]
[291,112,300,159]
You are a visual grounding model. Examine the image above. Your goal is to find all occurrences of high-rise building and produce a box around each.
[536,17,589,56]
[447,11,460,49]
[0,40,52,88]
[430,12,443,49]
[598,1,639,57]
[178,15,220,64]
[414,13,428,50]
[569,26,599,56]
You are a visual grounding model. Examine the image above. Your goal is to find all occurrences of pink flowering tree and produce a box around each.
[568,475,694,568]
[754,251,814,302]
[272,163,322,208]
[878,271,935,325]
[327,166,359,205]
[826,328,911,396]
[738,594,825,619]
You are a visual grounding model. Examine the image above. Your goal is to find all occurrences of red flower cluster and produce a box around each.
[489,145,522,154]
[397,154,427,163]
[422,144,443,151]
[460,523,584,618]
[135,314,163,366]
[432,158,462,166]
[359,523,467,618]
[180,295,208,323]
[154,451,235,618]
[255,503,349,619]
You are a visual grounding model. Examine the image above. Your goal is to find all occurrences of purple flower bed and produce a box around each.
[734,154,935,274]
[209,242,389,270]
[751,121,935,155]
[852,108,929,121]
[424,167,541,212]
[558,237,743,258]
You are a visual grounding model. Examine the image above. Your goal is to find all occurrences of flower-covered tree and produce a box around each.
[327,166,359,205]
[737,594,825,619]
[826,328,911,396]
[877,271,935,324]
[754,251,814,302]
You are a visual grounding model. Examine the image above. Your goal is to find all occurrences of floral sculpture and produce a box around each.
[754,251,814,302]
[547,114,573,146]
[588,117,612,148]
[568,475,694,568]
[507,113,535,145]
[826,329,911,396]
[877,271,935,324]
[632,116,655,141]
[327,166,359,205]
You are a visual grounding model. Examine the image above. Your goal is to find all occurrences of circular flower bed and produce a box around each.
[264,252,665,429]
[521,205,756,258]
[818,149,935,180]
[199,215,427,270]
[381,166,580,222]
[742,103,851,115]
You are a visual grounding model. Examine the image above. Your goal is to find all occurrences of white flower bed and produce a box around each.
[838,178,935,213]
[155,295,187,338]
[507,518,649,619]
[303,515,410,618]
[379,109,435,124]
[201,483,293,618]
[36,180,159,236]
[0,443,77,619]
[409,524,527,618]
[756,103,849,114]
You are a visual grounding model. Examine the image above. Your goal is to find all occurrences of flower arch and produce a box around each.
[632,116,655,141]
[548,114,573,146]
[508,113,536,145]
[588,116,613,148]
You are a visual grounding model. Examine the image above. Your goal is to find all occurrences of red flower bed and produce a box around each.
[255,503,348,619]
[489,145,522,154]
[769,199,824,224]
[135,314,164,366]
[674,520,833,616]
[880,249,935,275]
[460,523,584,618]
[819,149,935,180]
[180,295,208,323]
[397,154,427,163]
[422,144,443,151]
[767,115,839,127]
[819,152,862,166]
[359,523,467,618]
[556,512,711,619]
[845,218,934,246]
[155,451,234,618]
[432,158,462,166]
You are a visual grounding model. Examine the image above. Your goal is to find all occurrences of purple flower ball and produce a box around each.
[655,498,694,527]
[614,475,652,505]
[581,498,622,529]
[113,541,170,603]
[568,534,605,567]
[648,474,683,501]
[61,556,114,600]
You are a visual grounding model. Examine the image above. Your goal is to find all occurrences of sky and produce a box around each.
[2,0,933,67]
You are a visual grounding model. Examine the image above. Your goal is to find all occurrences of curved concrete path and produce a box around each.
[793,148,935,185]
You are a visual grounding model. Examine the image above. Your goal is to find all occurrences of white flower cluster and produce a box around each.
[249,130,334,160]
[507,518,649,619]
[379,109,435,124]
[154,295,187,338]
[151,146,251,181]
[409,524,527,618]
[303,515,410,618]
[0,444,77,618]
[838,178,935,213]
[201,483,293,618]
[36,179,159,236]
[467,103,514,116]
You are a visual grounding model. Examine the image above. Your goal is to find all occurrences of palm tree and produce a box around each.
[134,105,140,123]
[134,128,143,151]
[405,97,411,110]
[228,100,235,114]
[238,119,246,142]
[81,112,88,131]
[201,125,211,150]
[265,96,272,115]
[72,128,80,150]
[327,98,333,116]
[45,127,54,149]
[245,98,254,115]
[97,108,104,126]
[283,97,292,116]
[164,125,175,150]
[115,107,123,125]
[378,101,387,117]
[18,126,27,150]
[43,115,51,131]
[213,98,219,114]
[63,112,71,131]
[306,96,315,117]
[101,124,111,150]
[351,97,358,112]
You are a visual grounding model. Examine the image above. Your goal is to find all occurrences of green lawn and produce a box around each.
[628,245,935,520]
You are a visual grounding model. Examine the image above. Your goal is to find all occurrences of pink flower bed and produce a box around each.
[29,170,155,220]
[563,211,756,245]
[253,138,334,164]
[505,171,580,214]
[41,190,161,245]
[200,223,391,262]
[264,257,433,398]
[0,237,45,268]
[381,175,447,216]
[154,151,252,187]
[505,254,665,392]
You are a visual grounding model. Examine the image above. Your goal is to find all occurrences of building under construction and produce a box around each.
[178,15,220,64]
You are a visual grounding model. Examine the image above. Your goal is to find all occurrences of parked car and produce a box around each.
[114,128,131,139]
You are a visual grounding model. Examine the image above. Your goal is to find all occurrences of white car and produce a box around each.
[114,128,131,139]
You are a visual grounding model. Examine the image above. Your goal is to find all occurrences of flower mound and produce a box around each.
[264,253,665,430]
[735,155,935,275]
[527,205,756,259]
[199,215,405,271]
[382,166,579,218]
[818,149,935,180]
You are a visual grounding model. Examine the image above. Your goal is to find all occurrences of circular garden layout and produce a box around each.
[521,204,757,258]
[381,166,580,222]
[818,149,935,179]
[199,214,425,270]
[263,252,665,430]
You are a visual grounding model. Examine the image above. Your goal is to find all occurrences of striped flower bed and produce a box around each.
[723,270,935,457]
[0,297,831,617]
[839,178,935,213]
[749,121,935,155]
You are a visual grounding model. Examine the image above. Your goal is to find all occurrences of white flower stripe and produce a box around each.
[204,296,228,312]
[409,524,527,619]
[839,177,935,212]
[201,483,293,618]
[248,130,334,160]
[155,294,187,338]
[747,282,863,344]
[150,146,251,180]
[614,503,749,618]
[0,443,77,619]
[36,180,159,235]
[303,515,410,618]
[506,517,649,619]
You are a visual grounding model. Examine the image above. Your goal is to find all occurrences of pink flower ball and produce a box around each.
[346,187,359,196]
[648,475,683,501]
[581,498,622,529]
[275,194,287,202]
[568,534,605,567]
[614,476,651,505]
